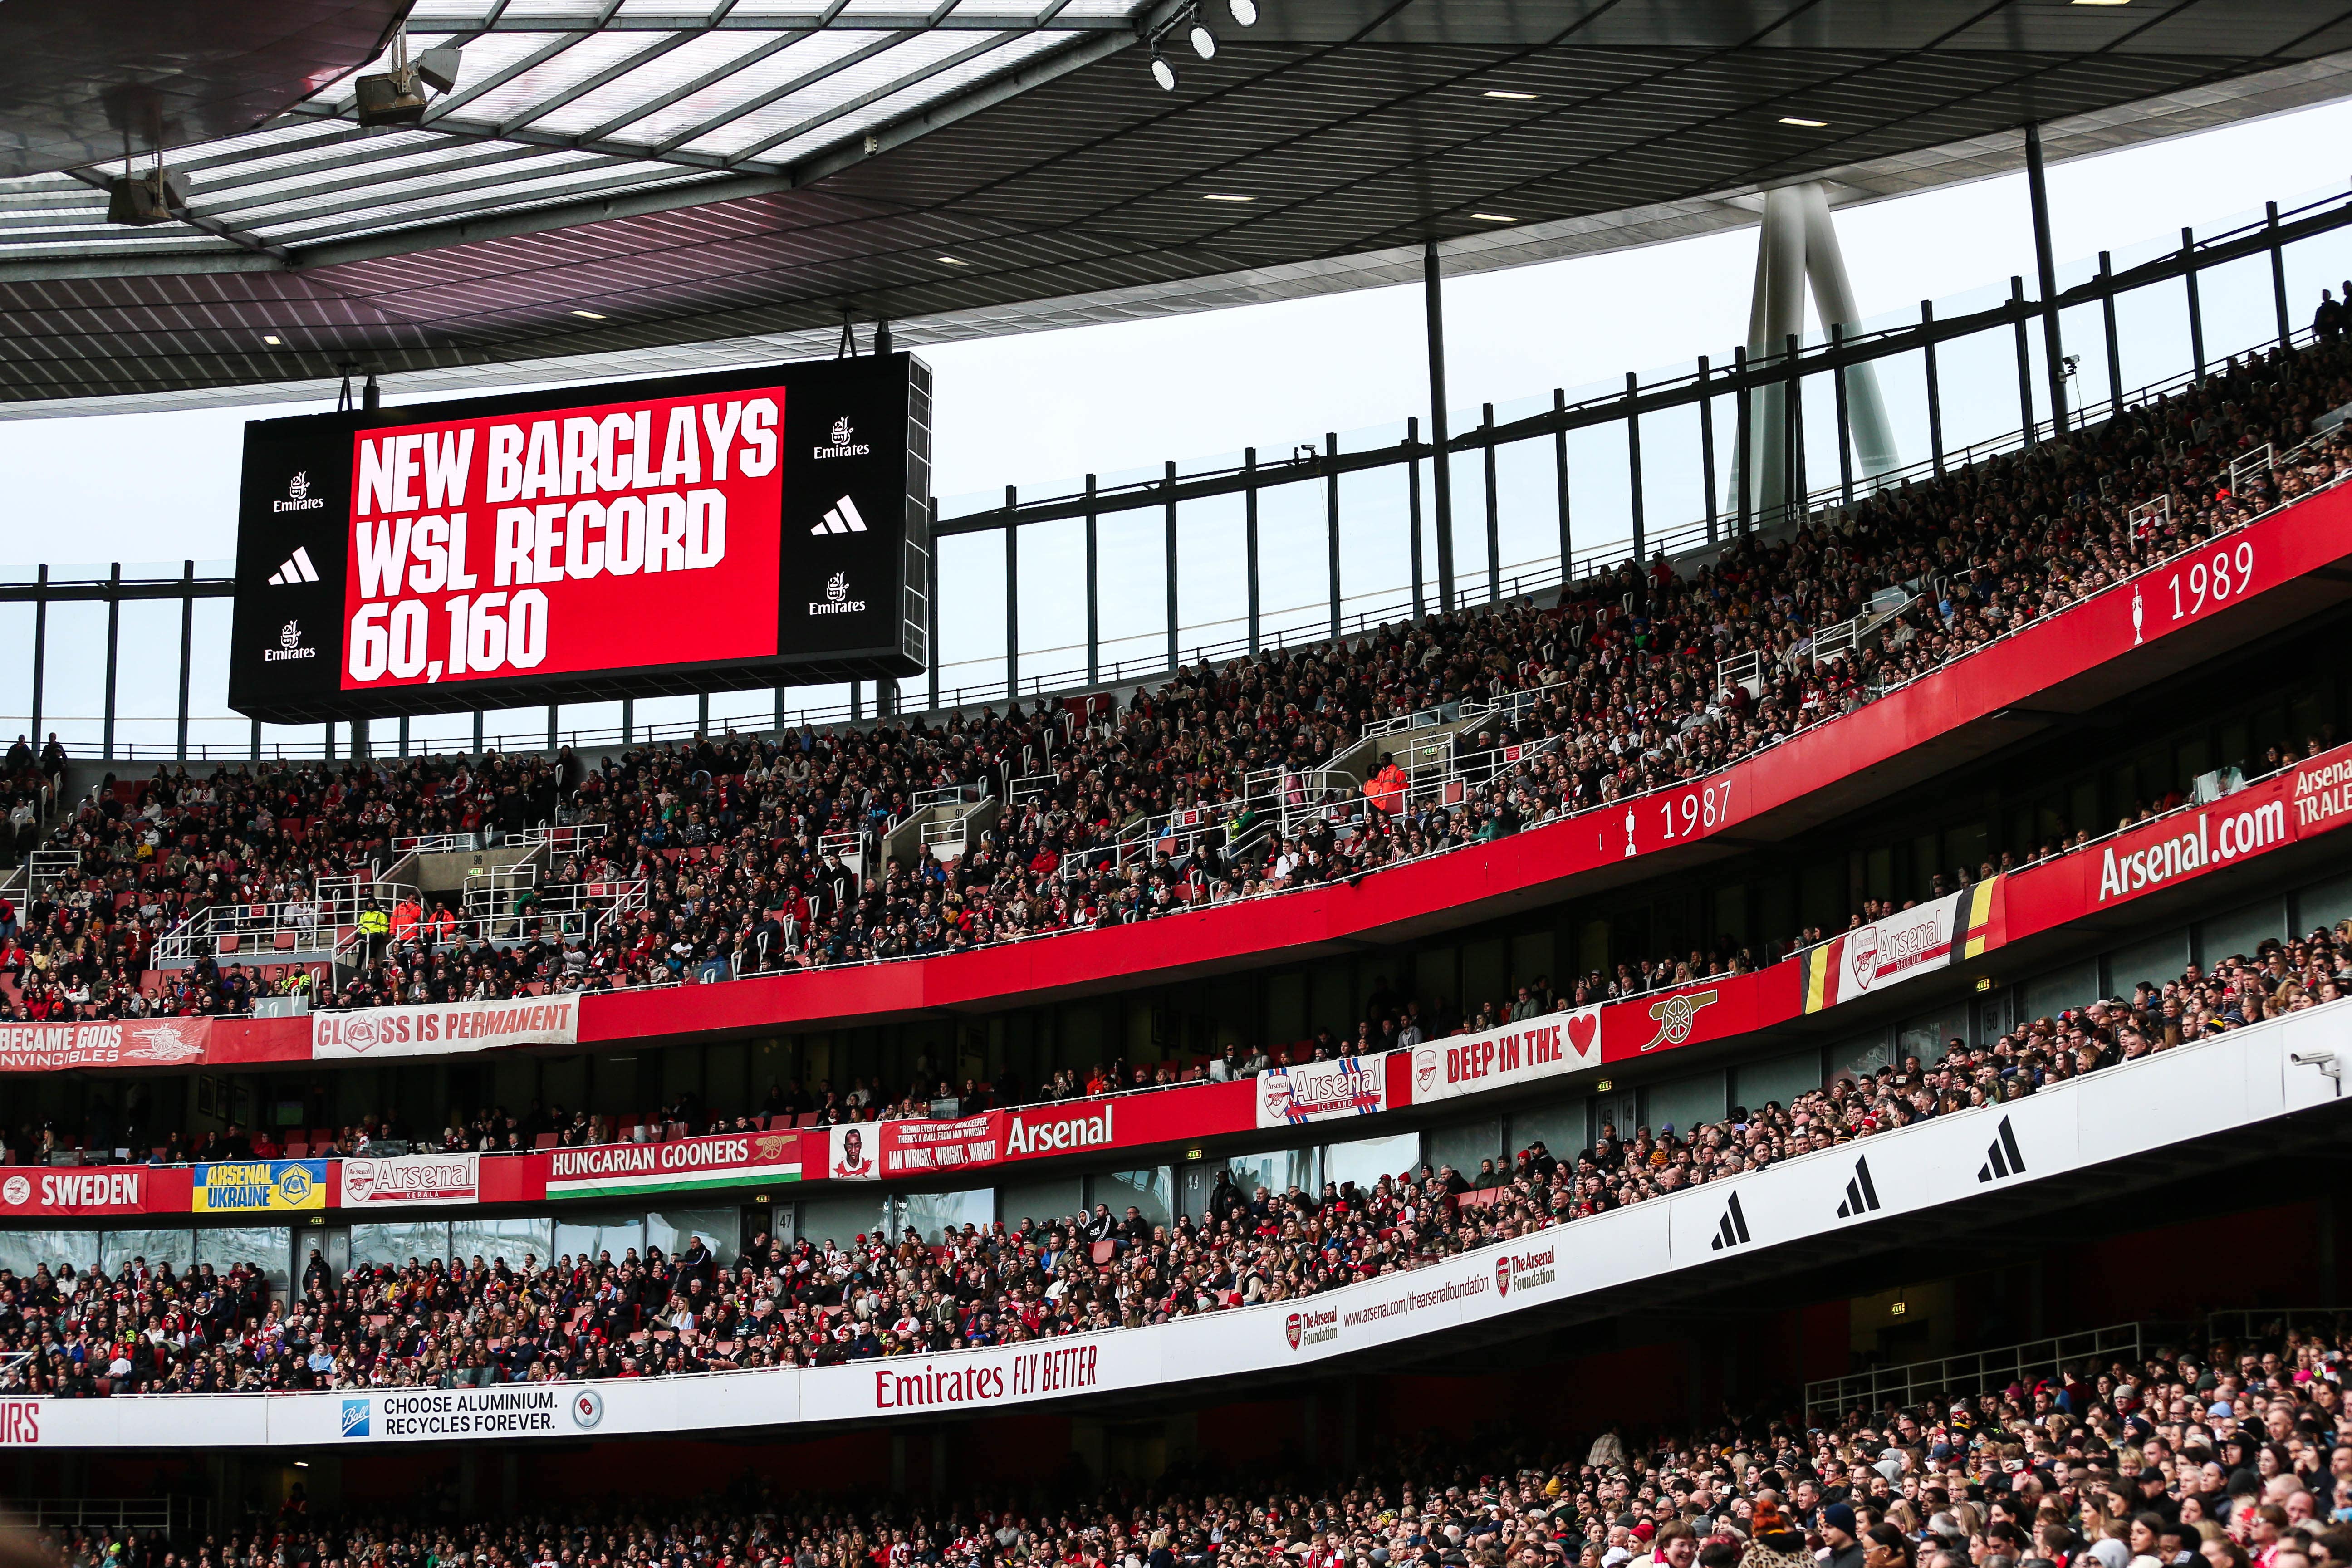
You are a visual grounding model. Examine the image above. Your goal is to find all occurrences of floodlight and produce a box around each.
[414,46,463,95]
[1151,54,1177,91]
[1228,0,1257,23]
[355,34,463,127]
[105,168,189,226]
[1188,21,1217,58]
[353,74,429,126]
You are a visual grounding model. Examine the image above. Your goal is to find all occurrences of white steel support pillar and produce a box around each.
[1739,181,1900,528]
[1797,182,1901,480]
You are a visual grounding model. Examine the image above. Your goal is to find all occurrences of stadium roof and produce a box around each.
[7,0,2352,415]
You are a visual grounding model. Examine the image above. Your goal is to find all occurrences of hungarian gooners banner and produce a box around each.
[1801,890,1968,1012]
[313,996,579,1059]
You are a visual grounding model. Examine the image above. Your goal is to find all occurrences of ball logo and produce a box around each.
[1,1175,28,1206]
[1285,1312,1302,1350]
[571,1388,605,1428]
[340,1398,370,1437]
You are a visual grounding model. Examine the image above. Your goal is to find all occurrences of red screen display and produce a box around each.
[338,384,786,693]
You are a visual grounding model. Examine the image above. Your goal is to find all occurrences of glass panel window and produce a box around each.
[799,1192,894,1251]
[99,1228,196,1279]
[1321,1132,1418,1196]
[195,1225,293,1310]
[647,1210,740,1266]
[999,1176,1087,1234]
[554,1210,645,1269]
[899,1189,995,1245]
[0,1230,99,1284]
[1424,1119,1503,1187]
[350,1221,451,1271]
[1092,1167,1174,1232]
[1220,1148,1314,1207]
[448,1216,554,1272]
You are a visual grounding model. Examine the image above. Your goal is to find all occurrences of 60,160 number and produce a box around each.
[348,591,550,684]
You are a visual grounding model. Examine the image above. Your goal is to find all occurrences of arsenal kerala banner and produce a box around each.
[340,1154,480,1208]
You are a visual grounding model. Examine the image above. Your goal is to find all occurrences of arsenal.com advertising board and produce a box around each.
[228,357,930,723]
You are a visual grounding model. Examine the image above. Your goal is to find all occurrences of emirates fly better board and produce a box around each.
[228,357,930,723]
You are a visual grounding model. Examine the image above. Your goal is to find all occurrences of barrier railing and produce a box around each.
[1803,1323,2146,1423]
[12,182,2352,762]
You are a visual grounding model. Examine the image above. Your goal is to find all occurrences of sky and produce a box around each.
[10,94,2352,750]
[12,95,2352,566]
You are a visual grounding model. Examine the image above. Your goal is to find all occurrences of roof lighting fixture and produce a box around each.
[1483,89,1538,101]
[106,139,189,227]
[263,334,282,346]
[1471,212,1517,223]
[1150,53,1178,91]
[1227,0,1257,22]
[570,308,607,319]
[1779,115,1828,128]
[2071,1,2130,5]
[354,30,463,128]
[1203,192,1253,202]
[937,255,968,265]
[1187,19,1217,58]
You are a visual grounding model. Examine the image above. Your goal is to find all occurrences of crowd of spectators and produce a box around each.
[2,331,2348,1034]
[18,1304,2352,1568]
[3,923,2343,1398]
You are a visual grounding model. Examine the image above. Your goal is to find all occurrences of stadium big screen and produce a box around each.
[228,357,930,723]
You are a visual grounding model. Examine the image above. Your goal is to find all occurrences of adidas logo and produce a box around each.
[811,495,868,535]
[268,546,321,586]
[1836,1154,1882,1219]
[1976,1115,2027,1184]
[1708,1190,1752,1251]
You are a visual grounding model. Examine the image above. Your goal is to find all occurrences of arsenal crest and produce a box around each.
[1848,927,1881,990]
[1495,1258,1511,1297]
[1285,1312,1303,1350]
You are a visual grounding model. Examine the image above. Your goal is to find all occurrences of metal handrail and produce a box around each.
[1803,1322,2146,1423]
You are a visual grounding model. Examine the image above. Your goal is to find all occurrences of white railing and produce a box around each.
[1804,1323,2144,1423]
[390,831,483,855]
[154,872,387,966]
